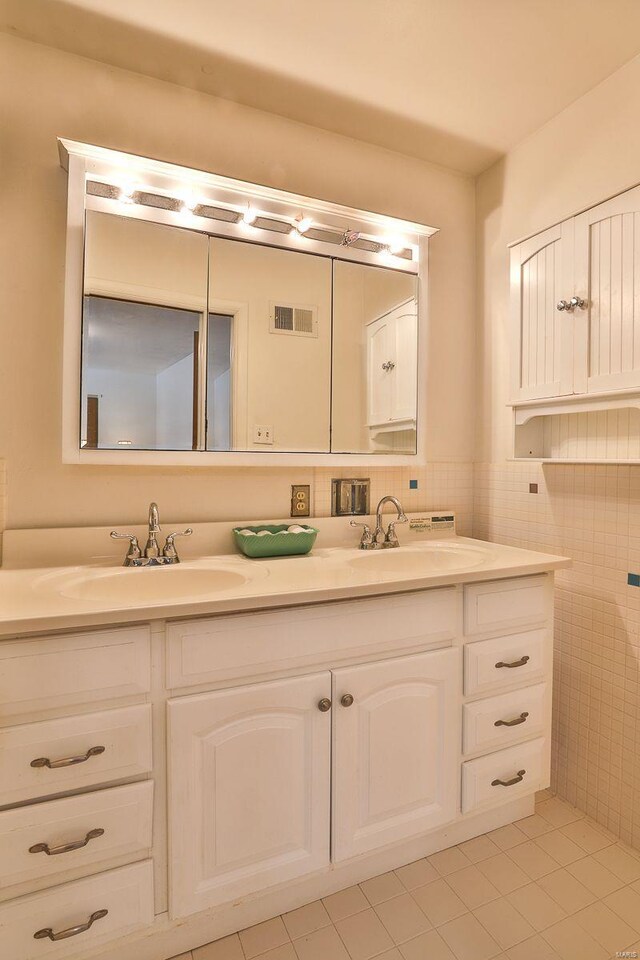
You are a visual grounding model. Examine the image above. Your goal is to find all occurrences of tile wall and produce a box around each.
[474,461,640,849]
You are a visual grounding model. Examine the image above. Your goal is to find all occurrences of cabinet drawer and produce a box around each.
[462,737,549,814]
[463,683,549,755]
[0,860,154,960]
[464,575,549,636]
[167,588,458,688]
[464,629,548,697]
[0,781,153,892]
[0,704,152,806]
[0,626,151,719]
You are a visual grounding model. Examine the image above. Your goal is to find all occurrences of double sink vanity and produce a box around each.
[0,508,569,960]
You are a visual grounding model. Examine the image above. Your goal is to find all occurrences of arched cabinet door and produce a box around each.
[167,672,331,918]
[331,648,459,862]
[510,221,575,403]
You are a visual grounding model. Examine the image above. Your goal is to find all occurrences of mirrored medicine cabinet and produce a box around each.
[61,139,436,465]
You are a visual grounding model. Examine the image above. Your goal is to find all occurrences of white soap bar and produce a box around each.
[238,528,255,536]
[288,525,306,533]
[256,530,271,536]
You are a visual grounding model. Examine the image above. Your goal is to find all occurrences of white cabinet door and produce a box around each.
[367,299,417,427]
[391,302,418,421]
[332,649,459,862]
[510,221,574,401]
[167,673,331,918]
[367,314,393,426]
[574,184,640,394]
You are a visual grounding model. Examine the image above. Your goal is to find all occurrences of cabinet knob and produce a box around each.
[570,296,586,310]
[381,361,395,371]
[318,698,332,712]
[341,694,354,707]
[556,299,570,311]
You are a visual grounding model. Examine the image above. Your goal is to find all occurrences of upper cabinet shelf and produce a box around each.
[510,182,640,461]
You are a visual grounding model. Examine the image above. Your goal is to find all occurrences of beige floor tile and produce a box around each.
[323,885,369,922]
[361,871,405,905]
[560,821,613,855]
[429,847,472,876]
[438,912,501,960]
[536,798,584,829]
[477,854,529,895]
[572,900,639,954]
[193,934,244,960]
[593,843,640,882]
[292,924,349,960]
[255,946,297,960]
[399,928,456,959]
[395,858,438,891]
[506,883,565,931]
[566,856,625,897]
[412,879,468,927]
[282,900,331,940]
[458,835,501,864]
[240,918,290,959]
[487,824,527,852]
[447,866,501,909]
[375,893,432,943]
[605,885,640,928]
[506,841,558,880]
[541,917,608,960]
[375,951,403,960]
[473,899,535,950]
[534,831,585,867]
[170,954,193,960]
[335,908,394,960]
[538,868,597,914]
[515,815,555,839]
[504,933,560,960]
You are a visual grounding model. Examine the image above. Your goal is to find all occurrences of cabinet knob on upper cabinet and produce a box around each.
[341,694,354,707]
[569,296,586,310]
[318,698,332,712]
[556,299,570,311]
[381,360,395,371]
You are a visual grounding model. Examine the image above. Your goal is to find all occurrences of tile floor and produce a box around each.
[169,792,640,960]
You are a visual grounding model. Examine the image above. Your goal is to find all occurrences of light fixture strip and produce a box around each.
[85,177,417,263]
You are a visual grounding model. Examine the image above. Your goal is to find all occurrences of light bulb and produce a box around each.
[386,237,405,255]
[242,205,257,225]
[295,216,313,235]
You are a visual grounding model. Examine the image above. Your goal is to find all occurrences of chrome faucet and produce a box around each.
[351,496,408,549]
[111,502,193,566]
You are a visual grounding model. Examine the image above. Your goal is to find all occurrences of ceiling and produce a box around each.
[3,0,640,174]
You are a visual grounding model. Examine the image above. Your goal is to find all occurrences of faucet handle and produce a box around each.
[163,528,193,560]
[110,532,142,562]
[385,514,408,546]
[349,520,375,549]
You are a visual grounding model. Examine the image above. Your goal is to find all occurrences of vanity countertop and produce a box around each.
[0,536,570,637]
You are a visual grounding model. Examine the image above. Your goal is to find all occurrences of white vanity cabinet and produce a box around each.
[0,569,556,960]
[367,298,417,431]
[511,181,640,404]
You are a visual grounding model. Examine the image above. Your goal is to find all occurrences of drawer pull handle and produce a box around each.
[491,769,526,787]
[34,908,108,942]
[495,656,530,669]
[29,828,105,856]
[494,712,529,728]
[30,745,105,769]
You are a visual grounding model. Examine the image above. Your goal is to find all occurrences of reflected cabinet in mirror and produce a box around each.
[80,211,418,457]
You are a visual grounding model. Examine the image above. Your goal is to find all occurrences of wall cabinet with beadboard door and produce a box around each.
[510,181,640,461]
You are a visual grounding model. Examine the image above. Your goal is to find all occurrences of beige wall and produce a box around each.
[0,33,475,529]
[475,53,640,844]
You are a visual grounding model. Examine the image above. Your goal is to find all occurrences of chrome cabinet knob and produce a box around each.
[556,299,570,311]
[318,698,332,712]
[570,296,586,310]
[341,694,354,707]
[381,360,395,371]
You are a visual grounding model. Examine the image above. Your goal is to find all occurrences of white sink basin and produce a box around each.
[347,541,490,577]
[52,563,256,604]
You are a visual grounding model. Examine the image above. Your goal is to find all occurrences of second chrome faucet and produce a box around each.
[350,496,408,550]
[111,502,193,566]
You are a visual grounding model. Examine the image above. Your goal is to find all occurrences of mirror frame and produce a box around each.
[59,138,436,466]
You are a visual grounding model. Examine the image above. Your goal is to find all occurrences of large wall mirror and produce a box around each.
[81,211,417,456]
[65,139,433,463]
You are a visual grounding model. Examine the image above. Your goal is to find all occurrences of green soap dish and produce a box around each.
[232,524,319,558]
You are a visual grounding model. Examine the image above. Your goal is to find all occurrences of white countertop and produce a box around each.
[0,536,570,638]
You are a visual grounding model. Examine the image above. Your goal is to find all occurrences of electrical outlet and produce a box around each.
[291,484,310,517]
[253,424,274,444]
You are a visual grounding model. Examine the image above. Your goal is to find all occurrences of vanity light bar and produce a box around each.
[85,180,415,261]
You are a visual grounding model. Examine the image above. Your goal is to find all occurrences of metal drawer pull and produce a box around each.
[491,769,526,787]
[495,655,529,669]
[29,828,105,856]
[318,698,332,712]
[30,745,105,769]
[34,909,108,941]
[494,712,529,728]
[341,694,354,707]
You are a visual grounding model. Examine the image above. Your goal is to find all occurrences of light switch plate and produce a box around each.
[291,485,310,517]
